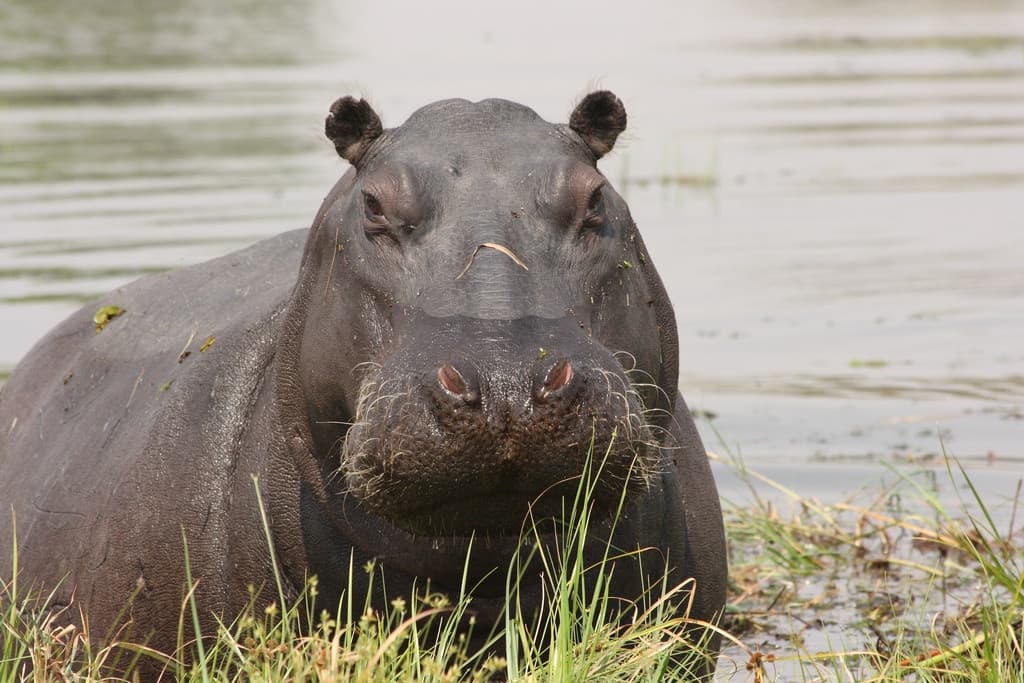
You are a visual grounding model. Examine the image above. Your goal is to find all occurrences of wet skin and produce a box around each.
[0,92,726,678]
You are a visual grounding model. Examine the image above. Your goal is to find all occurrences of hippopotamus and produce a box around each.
[0,92,726,676]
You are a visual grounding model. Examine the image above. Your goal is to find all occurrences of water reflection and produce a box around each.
[0,0,1022,463]
[0,0,347,69]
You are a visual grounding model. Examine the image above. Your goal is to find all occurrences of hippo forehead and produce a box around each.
[367,98,585,168]
[330,98,619,321]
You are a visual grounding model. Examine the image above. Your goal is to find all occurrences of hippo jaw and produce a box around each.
[337,322,659,537]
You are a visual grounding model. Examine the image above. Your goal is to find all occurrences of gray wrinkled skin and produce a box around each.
[0,95,726,678]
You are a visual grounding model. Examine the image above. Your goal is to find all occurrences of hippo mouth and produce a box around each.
[339,366,658,537]
[344,442,652,538]
[392,486,584,537]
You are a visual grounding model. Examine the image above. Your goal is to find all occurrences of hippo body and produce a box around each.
[0,232,302,639]
[0,93,726,676]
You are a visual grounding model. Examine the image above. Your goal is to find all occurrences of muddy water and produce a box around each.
[2,4,1022,473]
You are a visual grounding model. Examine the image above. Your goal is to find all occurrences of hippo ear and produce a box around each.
[325,96,383,167]
[569,91,627,159]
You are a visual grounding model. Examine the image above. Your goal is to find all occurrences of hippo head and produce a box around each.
[285,93,679,538]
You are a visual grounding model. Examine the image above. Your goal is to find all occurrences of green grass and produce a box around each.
[2,450,1021,681]
[717,449,1023,681]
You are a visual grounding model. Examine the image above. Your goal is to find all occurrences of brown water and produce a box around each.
[3,2,1022,456]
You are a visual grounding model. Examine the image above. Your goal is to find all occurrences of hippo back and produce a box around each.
[0,229,304,648]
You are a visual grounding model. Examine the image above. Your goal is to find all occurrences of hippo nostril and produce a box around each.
[437,363,479,404]
[538,359,574,400]
[438,363,467,395]
[545,360,573,392]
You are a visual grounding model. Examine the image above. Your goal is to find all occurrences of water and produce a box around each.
[2,1,1023,677]
[2,4,1022,472]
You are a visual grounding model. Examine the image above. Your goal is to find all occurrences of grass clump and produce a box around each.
[718,450,1023,682]
[500,441,718,682]
[2,447,1020,681]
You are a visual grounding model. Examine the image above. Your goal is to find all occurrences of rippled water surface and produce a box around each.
[2,0,1022,475]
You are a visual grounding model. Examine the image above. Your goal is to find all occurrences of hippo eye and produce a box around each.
[582,187,604,229]
[363,191,387,226]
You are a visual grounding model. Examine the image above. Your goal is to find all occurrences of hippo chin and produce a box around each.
[0,91,727,678]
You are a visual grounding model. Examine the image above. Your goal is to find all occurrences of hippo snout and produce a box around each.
[340,317,656,536]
